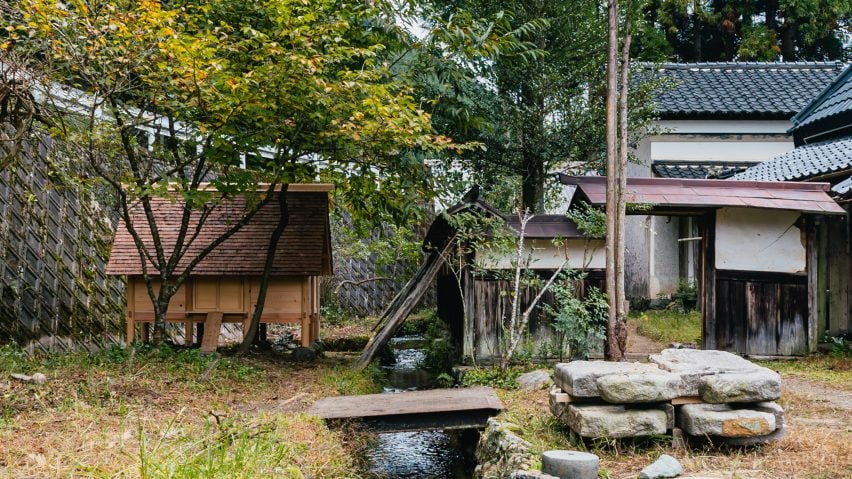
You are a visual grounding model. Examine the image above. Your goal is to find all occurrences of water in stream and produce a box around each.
[362,336,477,479]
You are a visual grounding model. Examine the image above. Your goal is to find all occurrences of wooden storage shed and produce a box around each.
[422,195,606,363]
[106,184,333,347]
[561,174,845,356]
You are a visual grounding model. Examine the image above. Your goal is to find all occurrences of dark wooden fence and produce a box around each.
[0,135,125,353]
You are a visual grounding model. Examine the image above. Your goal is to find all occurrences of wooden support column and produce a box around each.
[807,216,821,353]
[301,277,311,346]
[201,312,223,353]
[700,210,717,350]
[184,321,194,345]
[310,276,321,342]
[126,280,135,344]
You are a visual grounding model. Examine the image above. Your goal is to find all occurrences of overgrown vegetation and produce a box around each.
[0,344,379,477]
[631,310,702,346]
[544,272,608,361]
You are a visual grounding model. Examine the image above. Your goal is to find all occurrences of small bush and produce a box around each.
[460,367,521,389]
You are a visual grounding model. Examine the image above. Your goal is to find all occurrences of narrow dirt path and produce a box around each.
[626,319,664,358]
[782,376,852,410]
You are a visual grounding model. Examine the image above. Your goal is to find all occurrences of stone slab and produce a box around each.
[748,401,785,428]
[562,404,667,438]
[699,372,781,403]
[649,349,776,396]
[720,425,789,446]
[679,404,775,438]
[553,361,666,398]
[596,373,683,403]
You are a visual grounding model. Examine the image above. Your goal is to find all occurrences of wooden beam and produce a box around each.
[807,216,821,352]
[356,240,454,369]
[200,312,223,353]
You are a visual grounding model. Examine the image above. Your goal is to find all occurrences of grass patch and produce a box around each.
[0,344,371,477]
[756,355,852,392]
[631,309,702,346]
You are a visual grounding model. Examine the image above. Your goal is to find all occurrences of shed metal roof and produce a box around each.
[649,62,843,119]
[106,188,332,276]
[734,136,852,182]
[558,174,845,215]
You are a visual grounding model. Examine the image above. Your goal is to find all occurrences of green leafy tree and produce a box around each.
[4,0,455,344]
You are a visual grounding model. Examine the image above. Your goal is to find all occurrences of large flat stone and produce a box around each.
[699,372,781,403]
[553,361,666,398]
[679,404,775,438]
[749,401,785,428]
[649,349,775,396]
[596,373,683,403]
[561,404,667,438]
[720,425,789,446]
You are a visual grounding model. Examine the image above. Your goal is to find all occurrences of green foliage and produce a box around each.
[671,280,698,313]
[567,204,607,239]
[417,310,457,373]
[137,413,354,478]
[319,363,385,396]
[460,367,521,389]
[824,335,852,358]
[633,309,702,346]
[544,272,608,361]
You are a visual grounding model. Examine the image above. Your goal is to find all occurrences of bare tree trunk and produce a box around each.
[615,16,633,359]
[604,0,621,361]
[239,187,290,355]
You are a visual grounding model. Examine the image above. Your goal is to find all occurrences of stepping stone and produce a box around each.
[561,404,667,438]
[640,454,683,479]
[679,404,775,438]
[699,372,781,403]
[596,372,683,403]
[541,450,599,479]
[553,361,666,398]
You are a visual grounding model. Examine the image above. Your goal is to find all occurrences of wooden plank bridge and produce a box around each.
[309,387,503,432]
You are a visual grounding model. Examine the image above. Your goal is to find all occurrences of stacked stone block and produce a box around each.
[550,349,787,446]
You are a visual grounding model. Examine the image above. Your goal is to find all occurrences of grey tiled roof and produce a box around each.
[652,62,844,119]
[832,175,852,197]
[652,161,753,179]
[790,66,852,133]
[734,136,852,182]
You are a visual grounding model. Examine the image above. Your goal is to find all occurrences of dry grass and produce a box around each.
[496,384,852,479]
[757,355,852,393]
[0,345,380,478]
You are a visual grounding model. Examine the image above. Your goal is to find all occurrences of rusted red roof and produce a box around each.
[106,188,332,276]
[558,174,846,215]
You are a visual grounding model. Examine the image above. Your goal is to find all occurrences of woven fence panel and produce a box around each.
[0,135,125,354]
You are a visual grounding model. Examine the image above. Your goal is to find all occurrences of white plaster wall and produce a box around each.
[625,138,653,298]
[649,216,681,297]
[651,140,793,162]
[715,207,806,273]
[656,119,791,134]
[479,238,606,271]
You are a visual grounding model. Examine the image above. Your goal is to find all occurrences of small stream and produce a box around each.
[362,335,477,479]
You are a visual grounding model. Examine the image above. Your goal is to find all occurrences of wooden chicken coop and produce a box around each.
[105,184,333,349]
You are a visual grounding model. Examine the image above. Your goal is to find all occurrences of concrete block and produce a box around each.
[541,450,599,479]
[562,404,667,438]
[679,404,775,438]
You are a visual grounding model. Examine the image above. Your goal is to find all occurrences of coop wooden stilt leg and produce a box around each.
[301,314,310,347]
[201,312,223,353]
[126,317,135,345]
[185,321,193,346]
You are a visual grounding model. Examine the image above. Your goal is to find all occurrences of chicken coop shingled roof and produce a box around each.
[649,62,844,119]
[106,189,332,276]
